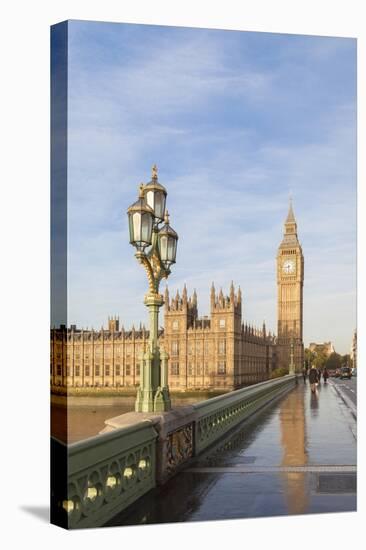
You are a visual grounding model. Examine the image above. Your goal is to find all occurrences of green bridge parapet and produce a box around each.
[193,374,297,454]
[51,374,297,529]
[51,421,157,529]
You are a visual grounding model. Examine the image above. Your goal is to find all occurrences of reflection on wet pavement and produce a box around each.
[106,381,356,527]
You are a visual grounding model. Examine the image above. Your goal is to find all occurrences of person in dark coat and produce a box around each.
[302,366,308,382]
[323,367,329,383]
[309,365,318,393]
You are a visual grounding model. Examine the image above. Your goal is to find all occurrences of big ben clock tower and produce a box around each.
[277,200,304,372]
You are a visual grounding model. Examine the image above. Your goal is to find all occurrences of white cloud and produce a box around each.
[65,24,356,354]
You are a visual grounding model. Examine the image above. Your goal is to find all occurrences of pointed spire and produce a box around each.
[285,196,296,224]
[230,280,235,303]
[210,282,216,308]
[237,285,242,303]
[281,196,299,244]
[182,283,187,304]
[192,288,197,305]
[164,285,169,310]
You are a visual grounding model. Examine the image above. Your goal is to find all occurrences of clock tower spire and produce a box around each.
[276,199,304,372]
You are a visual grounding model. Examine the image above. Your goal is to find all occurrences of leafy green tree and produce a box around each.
[304,348,316,369]
[313,351,327,370]
[341,354,350,367]
[325,352,342,370]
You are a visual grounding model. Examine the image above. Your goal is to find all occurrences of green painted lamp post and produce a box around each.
[289,339,295,375]
[127,165,178,412]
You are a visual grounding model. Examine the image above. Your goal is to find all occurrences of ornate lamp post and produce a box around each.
[127,165,178,412]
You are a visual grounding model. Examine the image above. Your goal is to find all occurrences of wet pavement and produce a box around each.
[106,380,357,527]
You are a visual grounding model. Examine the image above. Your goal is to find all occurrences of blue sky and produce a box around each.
[64,20,356,354]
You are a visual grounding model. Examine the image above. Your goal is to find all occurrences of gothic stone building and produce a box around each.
[51,203,303,392]
[51,283,276,392]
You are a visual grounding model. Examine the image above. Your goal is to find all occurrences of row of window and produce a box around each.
[55,364,140,377]
[55,362,227,377]
[171,319,227,330]
[53,347,143,359]
[170,362,226,376]
[171,340,226,355]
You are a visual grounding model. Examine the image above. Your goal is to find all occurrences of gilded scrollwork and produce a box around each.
[166,423,193,475]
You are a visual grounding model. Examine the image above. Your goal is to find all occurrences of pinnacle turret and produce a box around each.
[182,283,187,304]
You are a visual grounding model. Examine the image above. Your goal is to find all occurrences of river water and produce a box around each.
[51,394,213,444]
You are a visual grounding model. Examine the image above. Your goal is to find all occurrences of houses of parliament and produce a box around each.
[51,202,304,392]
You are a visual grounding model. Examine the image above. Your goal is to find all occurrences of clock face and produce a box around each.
[282,259,295,274]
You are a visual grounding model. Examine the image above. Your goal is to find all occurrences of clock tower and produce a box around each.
[277,200,304,372]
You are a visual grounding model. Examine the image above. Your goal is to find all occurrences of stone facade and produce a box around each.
[51,284,277,392]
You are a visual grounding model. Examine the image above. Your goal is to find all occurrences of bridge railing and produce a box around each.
[193,375,296,453]
[52,420,158,529]
[52,374,297,529]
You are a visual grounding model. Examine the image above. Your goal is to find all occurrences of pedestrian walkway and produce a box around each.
[106,380,357,527]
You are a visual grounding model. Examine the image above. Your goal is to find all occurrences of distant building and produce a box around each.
[350,329,357,369]
[308,342,335,357]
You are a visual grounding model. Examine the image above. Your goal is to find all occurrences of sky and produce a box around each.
[61,20,356,354]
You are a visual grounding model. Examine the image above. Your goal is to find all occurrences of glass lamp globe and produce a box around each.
[158,211,178,269]
[127,185,154,251]
[143,164,167,223]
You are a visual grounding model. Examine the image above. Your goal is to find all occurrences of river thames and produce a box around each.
[51,393,219,443]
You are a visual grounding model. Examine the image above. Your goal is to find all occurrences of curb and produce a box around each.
[330,380,357,420]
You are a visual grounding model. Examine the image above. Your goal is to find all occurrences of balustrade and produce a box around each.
[52,421,157,529]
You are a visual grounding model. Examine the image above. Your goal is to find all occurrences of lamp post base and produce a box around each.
[135,388,155,412]
[134,344,172,412]
[135,387,171,412]
[154,386,171,412]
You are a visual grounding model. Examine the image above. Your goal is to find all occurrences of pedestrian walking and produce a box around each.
[309,365,318,393]
[302,366,307,383]
[323,367,329,384]
[317,368,322,384]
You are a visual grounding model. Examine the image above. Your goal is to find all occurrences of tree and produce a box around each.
[341,354,350,367]
[313,351,328,370]
[325,352,342,370]
[304,348,316,368]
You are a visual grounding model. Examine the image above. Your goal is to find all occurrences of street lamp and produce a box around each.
[127,165,178,412]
